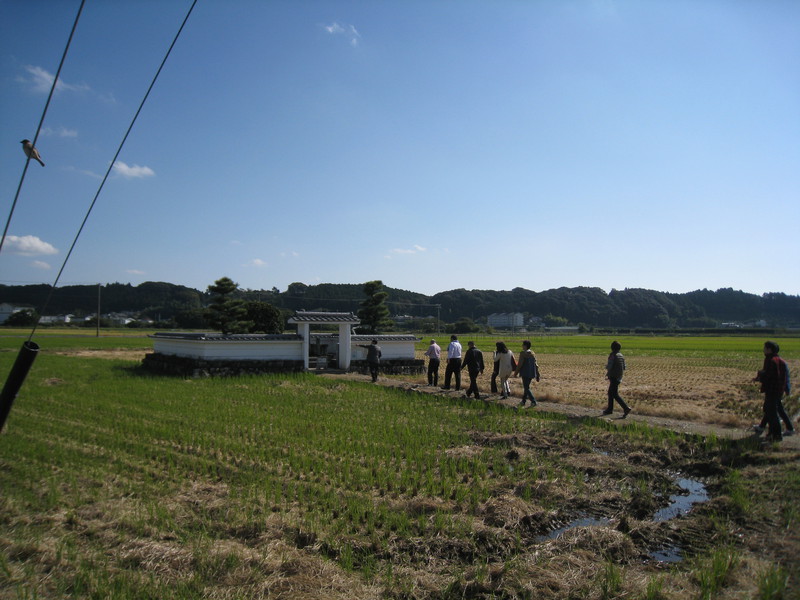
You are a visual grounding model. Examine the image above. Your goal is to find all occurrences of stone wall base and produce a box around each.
[142,353,305,377]
[141,353,424,377]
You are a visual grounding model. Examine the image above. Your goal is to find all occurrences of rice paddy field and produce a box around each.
[0,332,798,599]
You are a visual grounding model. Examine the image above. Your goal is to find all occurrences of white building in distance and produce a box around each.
[487,312,524,329]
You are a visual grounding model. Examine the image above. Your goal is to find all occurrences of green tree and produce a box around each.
[450,317,479,334]
[204,277,252,334]
[357,280,392,334]
[174,308,207,329]
[544,314,569,327]
[82,316,114,328]
[3,309,38,327]
[245,301,283,333]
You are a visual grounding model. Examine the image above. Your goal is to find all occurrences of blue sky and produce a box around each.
[1,0,798,297]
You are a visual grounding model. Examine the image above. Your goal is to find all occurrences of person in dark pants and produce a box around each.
[513,340,540,407]
[754,341,787,442]
[603,341,631,417]
[490,359,499,393]
[424,339,441,386]
[359,339,382,382]
[461,341,485,399]
[443,335,462,390]
[753,342,794,437]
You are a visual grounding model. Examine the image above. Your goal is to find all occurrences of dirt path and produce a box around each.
[320,372,800,449]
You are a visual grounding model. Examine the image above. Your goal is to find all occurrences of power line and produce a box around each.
[2,1,199,433]
[0,0,87,256]
[0,1,89,435]
[27,0,198,342]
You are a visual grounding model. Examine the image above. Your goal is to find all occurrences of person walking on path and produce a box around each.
[493,341,516,399]
[754,341,788,442]
[358,339,382,383]
[513,340,540,407]
[603,341,631,417]
[461,341,485,399]
[424,339,441,386]
[753,349,794,436]
[490,358,500,394]
[443,335,463,390]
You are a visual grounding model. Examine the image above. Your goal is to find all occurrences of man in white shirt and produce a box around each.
[424,339,441,386]
[443,335,462,390]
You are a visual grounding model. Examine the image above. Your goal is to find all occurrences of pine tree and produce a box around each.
[357,280,392,334]
[204,277,252,334]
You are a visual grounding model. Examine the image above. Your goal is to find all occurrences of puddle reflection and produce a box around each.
[649,545,682,563]
[536,516,610,542]
[534,475,709,564]
[652,478,709,523]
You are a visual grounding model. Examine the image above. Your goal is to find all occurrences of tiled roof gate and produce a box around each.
[287,311,361,323]
[288,311,361,370]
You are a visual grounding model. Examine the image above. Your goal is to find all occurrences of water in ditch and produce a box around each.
[538,475,709,563]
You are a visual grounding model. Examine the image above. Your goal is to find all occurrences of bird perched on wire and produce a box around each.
[20,139,45,166]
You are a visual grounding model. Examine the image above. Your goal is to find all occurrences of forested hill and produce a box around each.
[1,282,799,329]
[426,287,800,329]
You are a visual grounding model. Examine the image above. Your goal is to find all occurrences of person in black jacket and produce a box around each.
[753,341,787,442]
[461,341,485,399]
[358,339,382,382]
[753,342,794,437]
[513,340,540,407]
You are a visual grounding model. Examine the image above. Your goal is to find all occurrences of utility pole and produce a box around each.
[96,283,101,337]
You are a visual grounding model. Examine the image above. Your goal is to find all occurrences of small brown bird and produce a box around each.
[20,139,45,166]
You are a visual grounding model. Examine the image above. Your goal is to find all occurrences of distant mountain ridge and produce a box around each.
[1,281,798,329]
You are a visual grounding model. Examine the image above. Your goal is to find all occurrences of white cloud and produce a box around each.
[31,260,51,270]
[127,269,146,275]
[97,91,117,104]
[113,161,155,178]
[391,245,427,255]
[280,251,300,258]
[21,65,90,94]
[323,21,361,46]
[42,126,78,138]
[63,166,102,179]
[4,235,58,256]
[245,259,267,268]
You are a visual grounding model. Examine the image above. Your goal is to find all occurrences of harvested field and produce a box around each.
[409,348,799,429]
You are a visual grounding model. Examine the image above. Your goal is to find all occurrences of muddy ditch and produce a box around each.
[466,429,722,566]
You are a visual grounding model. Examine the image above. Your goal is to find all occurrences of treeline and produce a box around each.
[0,282,203,320]
[428,287,800,329]
[2,282,799,329]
